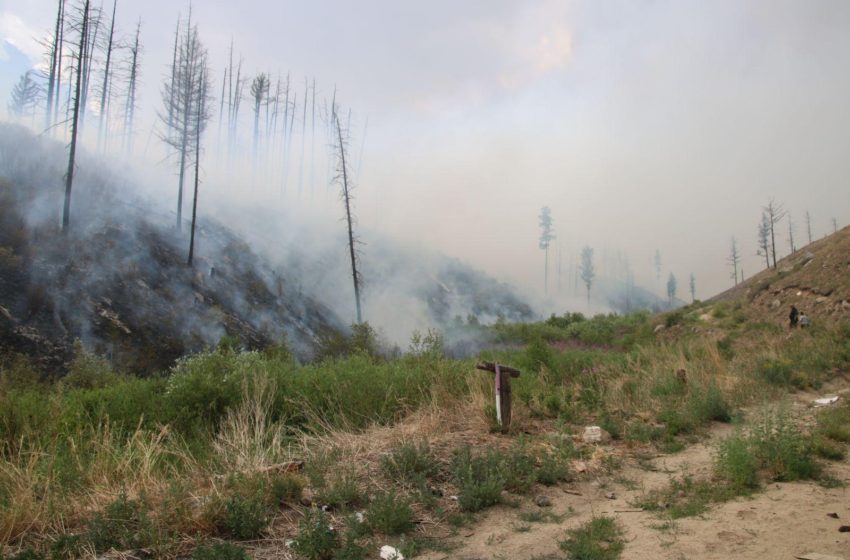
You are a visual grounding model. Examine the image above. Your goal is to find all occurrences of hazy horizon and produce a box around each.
[1,0,849,312]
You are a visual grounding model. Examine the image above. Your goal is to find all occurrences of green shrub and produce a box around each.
[813,436,846,461]
[749,408,819,482]
[758,358,794,386]
[270,473,305,506]
[451,447,505,512]
[222,492,268,540]
[316,469,363,510]
[48,534,83,560]
[381,441,438,485]
[524,336,554,372]
[715,432,759,493]
[191,542,250,560]
[634,475,718,519]
[559,516,624,560]
[366,492,414,535]
[816,403,850,443]
[291,509,338,560]
[86,492,156,552]
[535,453,571,486]
[501,444,537,494]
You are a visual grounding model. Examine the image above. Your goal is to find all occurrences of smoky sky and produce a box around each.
[2,0,849,307]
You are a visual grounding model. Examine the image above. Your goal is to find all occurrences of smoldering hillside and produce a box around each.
[0,124,536,373]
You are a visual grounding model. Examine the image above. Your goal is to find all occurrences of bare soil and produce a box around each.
[417,389,850,560]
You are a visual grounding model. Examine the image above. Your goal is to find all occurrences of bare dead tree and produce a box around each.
[96,0,117,152]
[298,78,308,196]
[160,12,211,231]
[188,65,210,266]
[763,198,786,268]
[805,211,812,245]
[53,0,66,128]
[787,214,796,254]
[727,236,740,286]
[78,2,103,137]
[333,105,363,324]
[757,212,771,269]
[8,72,42,120]
[44,0,65,131]
[122,19,141,156]
[250,72,269,158]
[833,217,839,234]
[63,0,91,233]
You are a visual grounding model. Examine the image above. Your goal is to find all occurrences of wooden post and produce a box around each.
[476,361,521,430]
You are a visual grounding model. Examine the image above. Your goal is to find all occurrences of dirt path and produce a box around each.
[419,392,850,560]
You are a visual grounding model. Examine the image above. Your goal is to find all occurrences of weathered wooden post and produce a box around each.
[476,361,521,430]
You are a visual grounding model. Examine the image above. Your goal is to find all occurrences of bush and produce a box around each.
[270,473,305,506]
[501,444,537,494]
[715,432,759,493]
[291,509,338,560]
[749,408,819,482]
[86,492,156,553]
[559,516,624,560]
[381,441,438,485]
[366,492,414,535]
[451,447,505,513]
[191,542,250,560]
[535,453,571,486]
[222,492,268,540]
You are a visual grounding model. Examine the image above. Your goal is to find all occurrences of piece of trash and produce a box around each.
[354,511,365,523]
[284,539,294,548]
[449,495,459,501]
[380,545,404,560]
[814,396,839,407]
[827,512,839,519]
[582,426,611,444]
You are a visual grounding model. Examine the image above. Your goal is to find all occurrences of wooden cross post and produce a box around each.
[476,361,521,430]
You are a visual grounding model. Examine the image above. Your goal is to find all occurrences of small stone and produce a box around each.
[582,426,611,444]
[839,525,850,532]
[827,512,839,519]
[535,495,552,507]
[816,296,828,304]
[605,492,616,500]
[771,299,782,309]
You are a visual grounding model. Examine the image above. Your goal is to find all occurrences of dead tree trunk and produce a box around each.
[334,109,362,324]
[63,0,90,233]
[97,0,117,152]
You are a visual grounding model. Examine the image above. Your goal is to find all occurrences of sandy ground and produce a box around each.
[417,392,850,560]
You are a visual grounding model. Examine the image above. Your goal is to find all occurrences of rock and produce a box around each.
[572,460,588,473]
[842,300,850,310]
[582,426,611,444]
[653,324,665,333]
[816,296,827,304]
[535,495,552,507]
[839,525,850,533]
[380,545,405,560]
[699,313,713,322]
[771,299,781,309]
[604,492,616,500]
[826,512,839,519]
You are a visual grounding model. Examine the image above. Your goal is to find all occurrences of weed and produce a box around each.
[536,453,571,486]
[366,492,414,535]
[380,441,438,486]
[191,542,250,560]
[815,402,850,443]
[715,432,759,493]
[222,492,268,540]
[635,475,719,519]
[559,516,625,560]
[292,509,338,560]
[86,492,156,553]
[502,444,537,494]
[270,473,305,506]
[317,470,363,510]
[451,447,505,513]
